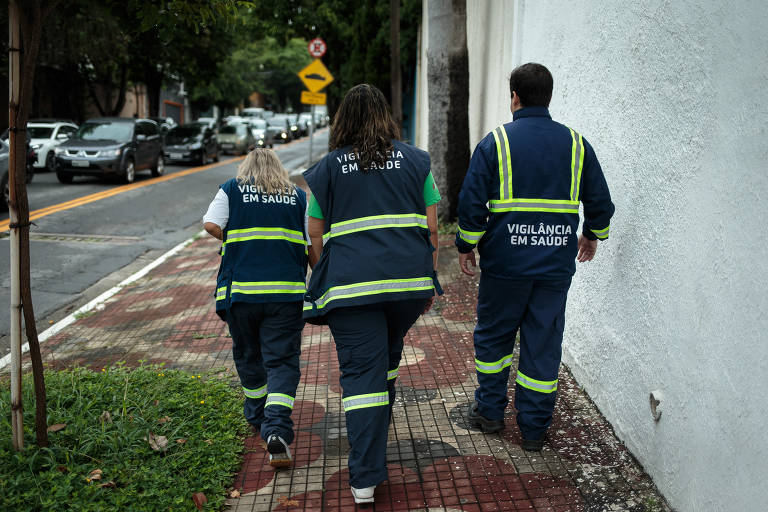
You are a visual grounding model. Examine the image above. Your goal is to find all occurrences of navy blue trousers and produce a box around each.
[226,301,303,444]
[473,274,571,440]
[326,298,427,489]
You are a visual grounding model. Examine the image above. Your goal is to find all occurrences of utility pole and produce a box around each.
[390,0,402,133]
[8,0,24,451]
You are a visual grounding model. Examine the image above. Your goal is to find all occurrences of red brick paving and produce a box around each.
[11,235,670,511]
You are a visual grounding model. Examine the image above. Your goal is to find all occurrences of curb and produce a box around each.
[0,230,204,370]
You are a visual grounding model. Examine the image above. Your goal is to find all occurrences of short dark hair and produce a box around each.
[509,63,553,107]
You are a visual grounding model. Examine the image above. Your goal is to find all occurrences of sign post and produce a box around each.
[298,40,333,169]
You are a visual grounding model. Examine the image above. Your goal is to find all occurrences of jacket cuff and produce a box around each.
[455,235,476,254]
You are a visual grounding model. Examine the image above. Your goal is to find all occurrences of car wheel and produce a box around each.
[151,155,164,177]
[200,150,208,166]
[213,149,219,162]
[56,171,73,184]
[1,172,9,211]
[26,165,33,184]
[123,159,136,183]
[46,151,55,172]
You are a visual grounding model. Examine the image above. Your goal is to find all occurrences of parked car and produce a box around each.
[247,119,274,148]
[286,113,307,137]
[164,122,219,165]
[1,128,36,182]
[216,123,254,155]
[149,116,177,136]
[268,115,292,143]
[54,117,164,184]
[298,112,316,131]
[28,119,78,171]
[241,107,265,119]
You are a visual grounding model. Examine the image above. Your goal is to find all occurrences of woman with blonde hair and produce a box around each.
[203,148,307,467]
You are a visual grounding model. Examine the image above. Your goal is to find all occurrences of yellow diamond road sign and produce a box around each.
[298,59,334,93]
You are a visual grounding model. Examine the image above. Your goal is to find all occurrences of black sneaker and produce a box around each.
[466,401,505,433]
[521,436,545,452]
[266,434,292,468]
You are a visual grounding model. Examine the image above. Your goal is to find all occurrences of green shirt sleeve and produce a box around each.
[424,171,441,206]
[307,193,324,219]
[308,171,440,219]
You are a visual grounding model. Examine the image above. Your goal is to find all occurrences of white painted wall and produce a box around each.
[458,1,768,510]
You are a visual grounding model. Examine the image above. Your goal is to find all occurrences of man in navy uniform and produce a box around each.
[456,63,614,451]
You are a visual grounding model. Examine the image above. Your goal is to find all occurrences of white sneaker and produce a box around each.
[351,485,375,504]
[266,434,292,468]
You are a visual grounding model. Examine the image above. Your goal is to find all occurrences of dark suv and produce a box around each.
[54,117,164,184]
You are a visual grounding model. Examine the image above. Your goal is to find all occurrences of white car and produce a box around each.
[28,120,78,171]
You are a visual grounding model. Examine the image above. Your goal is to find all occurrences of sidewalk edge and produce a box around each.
[0,230,205,370]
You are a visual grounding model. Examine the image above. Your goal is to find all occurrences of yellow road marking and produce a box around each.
[1,156,245,232]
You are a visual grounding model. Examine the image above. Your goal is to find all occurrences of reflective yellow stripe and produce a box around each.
[591,225,609,239]
[491,127,505,201]
[515,370,557,393]
[303,277,434,311]
[475,354,514,374]
[500,126,512,199]
[489,198,579,214]
[323,214,427,242]
[243,385,267,399]
[224,226,306,246]
[387,367,399,380]
[458,226,485,244]
[265,393,295,409]
[342,392,389,412]
[231,281,306,295]
[215,286,227,301]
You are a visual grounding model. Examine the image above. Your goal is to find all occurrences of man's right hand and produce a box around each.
[577,235,598,262]
[459,250,477,276]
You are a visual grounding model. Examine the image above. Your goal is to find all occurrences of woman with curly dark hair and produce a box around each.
[302,84,442,504]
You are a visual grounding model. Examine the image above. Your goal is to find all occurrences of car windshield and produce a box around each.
[168,125,203,138]
[76,122,133,142]
[249,120,267,129]
[28,126,54,139]
[220,125,246,135]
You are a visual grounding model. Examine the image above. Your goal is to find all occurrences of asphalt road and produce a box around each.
[0,129,328,355]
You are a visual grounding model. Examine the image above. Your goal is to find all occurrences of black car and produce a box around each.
[1,128,36,183]
[54,118,164,184]
[164,122,219,165]
[267,115,292,143]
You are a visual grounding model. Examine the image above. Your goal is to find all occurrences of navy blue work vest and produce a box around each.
[214,178,308,320]
[302,140,436,323]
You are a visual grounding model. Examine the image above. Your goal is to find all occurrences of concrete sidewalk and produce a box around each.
[12,233,671,511]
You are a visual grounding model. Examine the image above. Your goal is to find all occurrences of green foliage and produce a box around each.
[0,365,248,511]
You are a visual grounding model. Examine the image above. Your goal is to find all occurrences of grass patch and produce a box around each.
[437,220,458,236]
[73,310,97,320]
[1,365,248,511]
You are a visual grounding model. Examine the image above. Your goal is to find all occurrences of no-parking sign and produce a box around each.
[308,37,327,58]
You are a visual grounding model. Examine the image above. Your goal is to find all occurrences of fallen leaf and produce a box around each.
[57,465,68,473]
[278,496,299,507]
[153,400,160,406]
[228,489,241,499]
[48,320,54,324]
[99,411,112,424]
[192,492,207,510]
[204,439,213,445]
[148,431,168,452]
[176,438,187,444]
[89,469,103,478]
[157,416,171,424]
[47,423,66,433]
[100,481,116,488]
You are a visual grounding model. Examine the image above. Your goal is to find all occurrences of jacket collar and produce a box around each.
[513,106,551,121]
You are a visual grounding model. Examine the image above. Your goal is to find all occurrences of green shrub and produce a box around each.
[0,365,248,511]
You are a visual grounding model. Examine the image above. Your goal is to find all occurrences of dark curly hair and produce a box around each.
[329,84,400,171]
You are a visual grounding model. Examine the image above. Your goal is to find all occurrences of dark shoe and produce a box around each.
[466,401,504,433]
[521,436,545,452]
[266,434,292,468]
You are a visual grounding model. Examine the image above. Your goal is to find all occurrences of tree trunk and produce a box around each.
[108,64,128,116]
[9,0,56,451]
[390,0,402,134]
[427,0,470,221]
[146,66,163,118]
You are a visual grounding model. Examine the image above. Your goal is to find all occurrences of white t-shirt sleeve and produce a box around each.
[203,188,229,228]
